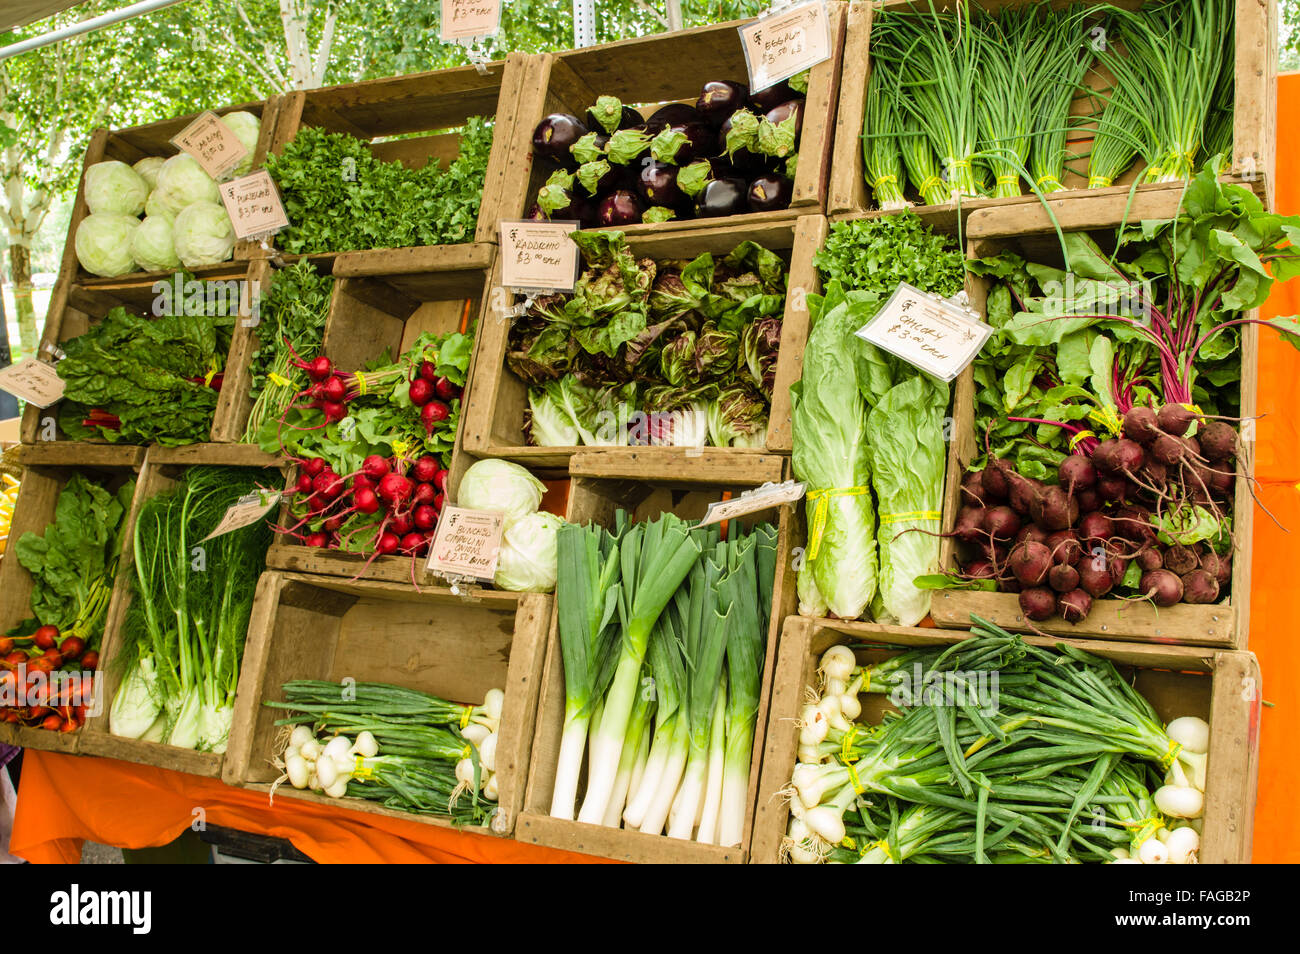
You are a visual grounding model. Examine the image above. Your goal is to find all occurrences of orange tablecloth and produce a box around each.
[9,78,1300,866]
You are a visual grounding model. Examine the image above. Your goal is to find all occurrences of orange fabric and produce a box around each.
[1247,71,1300,864]
[10,752,602,864]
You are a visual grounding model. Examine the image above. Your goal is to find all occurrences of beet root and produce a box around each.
[1045,530,1083,566]
[1008,541,1053,587]
[1198,420,1238,462]
[1031,485,1078,532]
[1181,569,1220,604]
[1077,562,1114,598]
[1136,547,1163,571]
[1015,524,1051,547]
[982,460,1012,500]
[1007,473,1044,517]
[983,505,1021,541]
[1077,511,1113,542]
[1139,568,1184,606]
[1058,455,1097,494]
[1123,406,1162,446]
[1057,589,1093,623]
[1157,403,1198,437]
[1151,434,1185,466]
[961,471,985,507]
[965,560,996,580]
[1095,475,1130,504]
[1163,544,1199,577]
[953,506,986,543]
[1018,586,1057,621]
[1048,563,1080,593]
[1075,488,1101,513]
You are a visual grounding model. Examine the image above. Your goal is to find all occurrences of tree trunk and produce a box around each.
[6,243,38,360]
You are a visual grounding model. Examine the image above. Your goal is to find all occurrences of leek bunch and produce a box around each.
[109,467,274,752]
[551,513,777,847]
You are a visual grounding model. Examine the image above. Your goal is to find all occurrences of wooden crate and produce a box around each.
[77,446,286,777]
[259,55,530,267]
[516,461,799,862]
[827,0,1277,218]
[221,570,552,835]
[20,262,263,448]
[929,193,1254,648]
[505,5,847,236]
[461,215,823,471]
[751,616,1262,864]
[58,98,282,290]
[0,446,144,754]
[262,246,495,583]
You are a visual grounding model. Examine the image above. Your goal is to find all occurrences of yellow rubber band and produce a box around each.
[879,510,941,525]
[1036,173,1063,189]
[1088,174,1114,188]
[203,360,218,386]
[868,838,895,861]
[839,835,857,850]
[918,174,944,194]
[352,756,372,780]
[1068,429,1096,450]
[872,174,899,189]
[840,726,860,765]
[269,371,293,388]
[1161,739,1183,770]
[460,706,473,730]
[846,760,865,796]
[355,372,368,396]
[805,486,873,561]
[391,439,410,458]
[460,745,472,759]
[1128,815,1165,849]
[995,174,1020,185]
[1088,404,1124,438]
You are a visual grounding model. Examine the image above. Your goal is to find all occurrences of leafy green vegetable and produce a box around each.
[814,213,965,298]
[243,260,334,441]
[57,276,236,445]
[267,117,493,254]
[14,473,135,644]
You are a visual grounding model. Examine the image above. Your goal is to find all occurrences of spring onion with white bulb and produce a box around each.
[266,679,506,823]
[782,616,1213,864]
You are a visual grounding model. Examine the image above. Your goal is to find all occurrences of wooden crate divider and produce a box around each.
[222,571,552,836]
[0,447,144,754]
[928,191,1253,647]
[515,461,798,862]
[750,616,1262,864]
[77,446,288,777]
[461,214,824,471]
[828,0,1277,219]
[505,5,846,237]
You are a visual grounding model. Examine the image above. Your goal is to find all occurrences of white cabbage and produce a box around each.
[84,160,149,216]
[153,154,220,216]
[220,110,262,176]
[75,212,141,277]
[172,201,236,267]
[494,511,564,592]
[132,156,166,189]
[457,459,545,525]
[130,215,181,271]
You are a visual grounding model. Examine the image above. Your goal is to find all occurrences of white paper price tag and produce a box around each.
[219,170,290,240]
[440,0,501,40]
[171,110,249,180]
[695,480,806,529]
[738,0,832,93]
[854,283,993,383]
[203,490,281,542]
[499,220,581,293]
[0,358,65,408]
[426,506,505,581]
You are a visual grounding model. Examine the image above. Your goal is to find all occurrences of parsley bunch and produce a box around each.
[813,213,965,299]
[267,117,494,254]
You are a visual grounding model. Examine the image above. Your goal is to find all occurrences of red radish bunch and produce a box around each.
[0,624,100,733]
[954,404,1240,624]
[277,452,450,575]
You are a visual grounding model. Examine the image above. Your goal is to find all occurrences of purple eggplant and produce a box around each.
[747,174,794,213]
[695,177,748,218]
[637,160,685,208]
[586,100,643,135]
[766,100,804,138]
[645,103,704,132]
[750,80,798,113]
[696,80,749,125]
[598,190,646,227]
[719,111,772,176]
[532,114,589,166]
[650,122,715,165]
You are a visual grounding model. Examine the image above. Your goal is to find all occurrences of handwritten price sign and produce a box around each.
[854,283,993,383]
[440,0,501,40]
[171,111,249,180]
[0,358,65,407]
[426,506,505,581]
[738,0,832,92]
[218,170,290,240]
[499,220,581,292]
